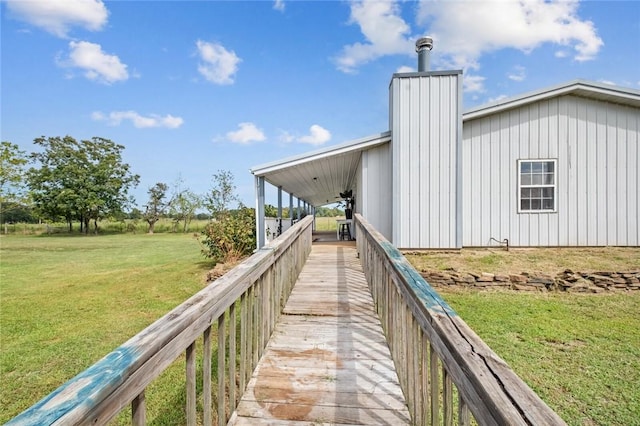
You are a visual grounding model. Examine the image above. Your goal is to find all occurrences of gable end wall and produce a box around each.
[462,94,639,247]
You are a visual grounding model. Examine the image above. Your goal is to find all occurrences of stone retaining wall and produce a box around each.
[420,269,640,293]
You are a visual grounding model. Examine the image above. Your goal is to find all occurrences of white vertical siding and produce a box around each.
[462,95,640,246]
[390,72,462,248]
[359,144,392,240]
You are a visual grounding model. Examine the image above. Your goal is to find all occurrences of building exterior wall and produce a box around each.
[358,143,392,240]
[462,95,639,247]
[390,71,462,249]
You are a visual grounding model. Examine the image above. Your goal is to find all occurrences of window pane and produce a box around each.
[544,173,555,184]
[519,160,556,212]
[532,174,543,185]
[545,162,554,173]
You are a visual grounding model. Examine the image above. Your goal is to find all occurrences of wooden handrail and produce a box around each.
[8,216,314,426]
[354,214,565,426]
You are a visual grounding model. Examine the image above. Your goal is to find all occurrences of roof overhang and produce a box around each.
[251,132,391,207]
[463,79,640,121]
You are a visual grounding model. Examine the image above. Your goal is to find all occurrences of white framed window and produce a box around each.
[518,159,557,213]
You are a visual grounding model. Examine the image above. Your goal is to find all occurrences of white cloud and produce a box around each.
[297,125,331,146]
[334,0,414,73]
[508,65,526,82]
[5,0,108,38]
[92,111,183,129]
[487,94,509,104]
[278,130,295,143]
[196,40,241,85]
[417,0,603,70]
[464,75,486,93]
[226,122,266,144]
[273,0,285,12]
[59,41,128,84]
[396,65,414,73]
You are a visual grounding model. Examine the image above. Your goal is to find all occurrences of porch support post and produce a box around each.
[277,186,283,237]
[289,193,294,225]
[312,206,316,232]
[297,199,301,220]
[255,176,265,250]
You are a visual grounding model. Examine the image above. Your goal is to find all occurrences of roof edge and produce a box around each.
[463,79,640,121]
[251,131,391,176]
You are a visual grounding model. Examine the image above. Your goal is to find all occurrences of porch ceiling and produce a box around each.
[251,132,391,207]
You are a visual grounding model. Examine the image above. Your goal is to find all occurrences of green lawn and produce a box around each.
[0,233,214,424]
[439,289,640,426]
[2,234,639,425]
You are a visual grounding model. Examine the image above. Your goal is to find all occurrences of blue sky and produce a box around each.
[2,0,639,208]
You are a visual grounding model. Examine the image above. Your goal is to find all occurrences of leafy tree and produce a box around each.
[315,206,344,217]
[27,136,139,233]
[143,182,171,234]
[204,170,238,219]
[0,141,29,219]
[128,208,143,220]
[264,204,278,217]
[1,202,36,225]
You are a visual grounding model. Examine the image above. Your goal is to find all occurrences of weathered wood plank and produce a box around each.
[241,376,407,408]
[234,399,411,424]
[230,244,410,425]
[218,313,226,426]
[186,342,196,426]
[131,392,145,426]
[229,302,237,413]
[203,326,212,426]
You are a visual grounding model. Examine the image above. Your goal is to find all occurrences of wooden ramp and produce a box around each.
[230,244,411,425]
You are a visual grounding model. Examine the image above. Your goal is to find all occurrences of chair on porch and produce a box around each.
[339,222,351,240]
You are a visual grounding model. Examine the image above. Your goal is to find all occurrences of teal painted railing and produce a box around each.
[355,213,566,426]
[8,216,314,426]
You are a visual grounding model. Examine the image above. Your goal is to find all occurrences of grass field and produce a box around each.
[439,289,640,426]
[407,246,640,425]
[313,216,343,231]
[1,233,639,424]
[0,233,215,424]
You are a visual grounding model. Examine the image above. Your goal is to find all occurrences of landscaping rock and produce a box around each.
[477,272,495,282]
[418,268,639,292]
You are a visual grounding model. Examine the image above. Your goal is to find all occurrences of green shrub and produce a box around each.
[199,207,256,263]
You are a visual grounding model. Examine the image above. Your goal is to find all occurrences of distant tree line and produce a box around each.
[2,136,346,262]
[1,137,257,261]
[262,205,343,218]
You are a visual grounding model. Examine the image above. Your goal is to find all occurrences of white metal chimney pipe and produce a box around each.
[416,36,433,72]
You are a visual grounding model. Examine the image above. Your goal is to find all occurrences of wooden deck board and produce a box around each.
[230,245,410,425]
